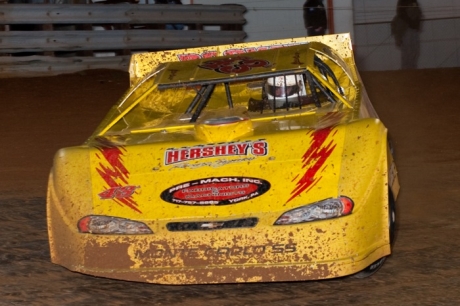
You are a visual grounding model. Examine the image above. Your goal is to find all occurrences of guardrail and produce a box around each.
[0,3,247,77]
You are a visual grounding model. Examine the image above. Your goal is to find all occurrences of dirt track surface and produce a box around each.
[1,68,460,305]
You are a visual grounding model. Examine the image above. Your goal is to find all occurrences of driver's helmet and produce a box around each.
[265,74,306,108]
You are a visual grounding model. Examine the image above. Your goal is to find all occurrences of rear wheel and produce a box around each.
[353,190,396,279]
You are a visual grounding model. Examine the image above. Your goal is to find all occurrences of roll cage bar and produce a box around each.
[158,56,346,123]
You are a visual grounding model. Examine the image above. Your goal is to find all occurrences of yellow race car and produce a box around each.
[47,34,400,284]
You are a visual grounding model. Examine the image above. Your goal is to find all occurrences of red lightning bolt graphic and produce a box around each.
[95,139,141,213]
[287,127,337,203]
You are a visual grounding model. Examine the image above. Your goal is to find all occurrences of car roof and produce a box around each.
[156,43,316,89]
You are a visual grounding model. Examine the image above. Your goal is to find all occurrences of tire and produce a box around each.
[388,189,396,244]
[352,190,396,279]
[353,257,387,279]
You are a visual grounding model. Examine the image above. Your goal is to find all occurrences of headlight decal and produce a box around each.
[78,215,153,234]
[275,196,354,225]
[287,126,337,203]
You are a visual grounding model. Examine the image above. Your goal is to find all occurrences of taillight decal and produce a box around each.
[95,138,141,213]
[287,127,337,203]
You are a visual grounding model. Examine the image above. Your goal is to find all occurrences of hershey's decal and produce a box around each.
[164,140,268,165]
[161,177,271,205]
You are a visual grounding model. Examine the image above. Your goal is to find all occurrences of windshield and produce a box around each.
[96,45,358,137]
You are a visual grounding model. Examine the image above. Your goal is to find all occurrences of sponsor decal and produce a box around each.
[164,140,268,165]
[291,51,304,65]
[94,138,141,213]
[135,243,297,260]
[161,176,271,205]
[167,69,178,81]
[287,127,337,203]
[98,185,138,200]
[176,43,298,62]
[198,56,271,74]
[221,44,288,55]
[177,51,218,61]
[169,157,256,170]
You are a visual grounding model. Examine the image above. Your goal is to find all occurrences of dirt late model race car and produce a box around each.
[47,34,400,284]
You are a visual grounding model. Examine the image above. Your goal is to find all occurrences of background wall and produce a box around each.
[165,0,460,71]
[353,0,460,71]
[188,0,310,41]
